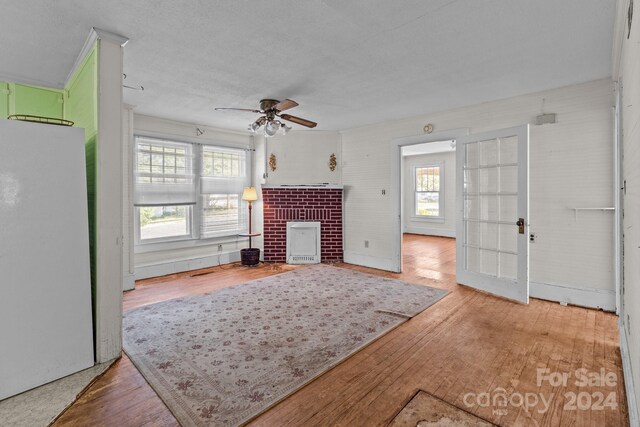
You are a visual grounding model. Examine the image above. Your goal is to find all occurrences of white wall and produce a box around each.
[251,130,342,255]
[129,114,253,279]
[614,0,640,423]
[403,151,456,237]
[342,79,615,309]
[259,131,341,185]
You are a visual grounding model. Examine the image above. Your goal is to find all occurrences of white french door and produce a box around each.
[456,125,530,303]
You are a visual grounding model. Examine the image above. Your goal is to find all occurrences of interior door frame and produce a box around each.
[614,80,623,315]
[390,128,469,273]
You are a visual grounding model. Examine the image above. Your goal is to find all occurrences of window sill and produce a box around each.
[135,234,250,254]
[410,216,446,223]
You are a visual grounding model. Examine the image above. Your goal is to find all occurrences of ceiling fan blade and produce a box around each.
[273,99,298,112]
[214,107,262,113]
[279,114,317,128]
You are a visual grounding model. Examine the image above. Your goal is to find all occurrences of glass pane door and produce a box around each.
[456,125,529,303]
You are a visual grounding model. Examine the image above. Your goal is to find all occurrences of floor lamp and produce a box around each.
[241,187,260,265]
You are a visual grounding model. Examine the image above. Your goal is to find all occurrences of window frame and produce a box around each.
[134,205,194,245]
[133,132,251,250]
[413,161,445,222]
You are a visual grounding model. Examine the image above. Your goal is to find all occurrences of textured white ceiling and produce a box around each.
[0,0,614,131]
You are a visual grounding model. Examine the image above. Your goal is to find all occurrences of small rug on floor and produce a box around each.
[389,391,497,427]
[123,264,448,426]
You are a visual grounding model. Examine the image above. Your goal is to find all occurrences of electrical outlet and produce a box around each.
[364,240,369,248]
[218,244,223,252]
[381,189,386,195]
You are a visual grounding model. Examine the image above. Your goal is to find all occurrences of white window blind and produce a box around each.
[134,137,195,206]
[200,146,249,237]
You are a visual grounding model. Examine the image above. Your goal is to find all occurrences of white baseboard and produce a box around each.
[122,273,135,292]
[530,281,616,312]
[620,318,640,427]
[135,251,242,280]
[341,255,617,313]
[404,227,456,238]
[343,251,398,272]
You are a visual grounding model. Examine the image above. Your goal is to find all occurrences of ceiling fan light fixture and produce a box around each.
[215,99,317,135]
[281,124,292,135]
[249,121,261,133]
[264,120,280,137]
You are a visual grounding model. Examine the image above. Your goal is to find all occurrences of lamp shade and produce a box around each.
[264,120,280,137]
[249,121,260,133]
[242,187,258,202]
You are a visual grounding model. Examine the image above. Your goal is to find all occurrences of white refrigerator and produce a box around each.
[0,119,94,400]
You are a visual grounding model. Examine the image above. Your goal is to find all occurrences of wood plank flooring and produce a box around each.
[54,234,629,426]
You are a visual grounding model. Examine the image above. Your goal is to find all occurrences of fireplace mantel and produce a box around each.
[261,184,344,189]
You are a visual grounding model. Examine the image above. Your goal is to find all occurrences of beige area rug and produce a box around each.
[123,264,448,426]
[389,391,497,427]
[0,361,113,427]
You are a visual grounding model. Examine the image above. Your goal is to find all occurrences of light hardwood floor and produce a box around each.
[54,234,629,426]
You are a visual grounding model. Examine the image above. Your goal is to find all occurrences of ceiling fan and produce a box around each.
[215,99,317,136]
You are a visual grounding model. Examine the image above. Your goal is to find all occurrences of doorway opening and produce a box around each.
[400,140,457,273]
[390,129,468,274]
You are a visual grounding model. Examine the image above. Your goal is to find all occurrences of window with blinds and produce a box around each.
[415,164,443,217]
[200,146,248,237]
[134,138,195,206]
[133,136,250,244]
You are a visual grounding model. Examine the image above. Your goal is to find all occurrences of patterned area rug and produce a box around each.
[123,264,448,426]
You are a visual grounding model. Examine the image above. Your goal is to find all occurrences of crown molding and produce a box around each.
[64,27,129,88]
[0,72,65,89]
[93,27,129,47]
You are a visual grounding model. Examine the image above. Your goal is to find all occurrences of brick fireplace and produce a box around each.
[261,185,343,263]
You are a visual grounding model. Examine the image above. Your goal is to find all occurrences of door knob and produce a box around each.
[516,218,525,234]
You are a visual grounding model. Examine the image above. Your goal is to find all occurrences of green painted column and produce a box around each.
[0,82,8,119]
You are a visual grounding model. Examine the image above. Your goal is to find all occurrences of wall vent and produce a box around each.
[286,221,321,264]
[290,255,316,262]
[535,113,557,125]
